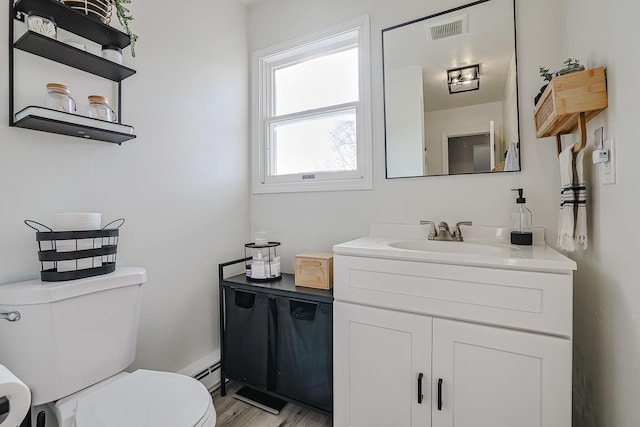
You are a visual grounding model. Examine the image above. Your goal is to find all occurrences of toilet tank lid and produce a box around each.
[0,267,147,305]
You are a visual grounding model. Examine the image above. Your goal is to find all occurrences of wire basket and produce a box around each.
[25,218,124,282]
[59,0,112,24]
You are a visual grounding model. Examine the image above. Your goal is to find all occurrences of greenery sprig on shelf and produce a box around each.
[539,67,553,83]
[539,58,585,83]
[111,0,138,57]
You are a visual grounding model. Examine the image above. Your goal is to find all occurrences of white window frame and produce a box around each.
[251,15,373,194]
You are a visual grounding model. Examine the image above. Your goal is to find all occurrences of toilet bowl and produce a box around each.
[54,370,216,427]
[0,267,216,427]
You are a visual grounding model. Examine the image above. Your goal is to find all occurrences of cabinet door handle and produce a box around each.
[417,373,424,404]
[437,378,443,410]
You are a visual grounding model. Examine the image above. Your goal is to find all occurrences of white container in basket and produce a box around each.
[54,213,102,272]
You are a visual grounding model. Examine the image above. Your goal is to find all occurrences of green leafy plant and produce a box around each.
[111,0,138,57]
[539,67,553,83]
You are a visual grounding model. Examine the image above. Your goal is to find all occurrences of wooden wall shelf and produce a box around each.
[534,67,607,154]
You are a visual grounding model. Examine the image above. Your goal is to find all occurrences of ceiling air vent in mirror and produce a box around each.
[427,14,468,40]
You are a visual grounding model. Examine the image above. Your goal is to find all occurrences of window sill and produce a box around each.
[252,175,372,194]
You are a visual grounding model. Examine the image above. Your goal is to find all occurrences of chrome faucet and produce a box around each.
[438,222,453,240]
[420,220,472,241]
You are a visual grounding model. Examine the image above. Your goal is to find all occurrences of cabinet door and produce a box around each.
[334,301,432,427]
[432,318,571,427]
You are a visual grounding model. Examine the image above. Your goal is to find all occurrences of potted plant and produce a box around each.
[534,67,553,106]
[59,0,138,56]
[111,0,138,57]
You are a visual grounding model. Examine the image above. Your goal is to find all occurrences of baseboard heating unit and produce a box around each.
[193,362,221,392]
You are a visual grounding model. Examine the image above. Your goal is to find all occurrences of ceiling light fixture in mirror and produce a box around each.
[447,64,480,93]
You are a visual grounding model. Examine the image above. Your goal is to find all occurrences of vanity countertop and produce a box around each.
[333,224,577,273]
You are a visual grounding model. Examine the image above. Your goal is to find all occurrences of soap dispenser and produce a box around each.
[511,188,533,245]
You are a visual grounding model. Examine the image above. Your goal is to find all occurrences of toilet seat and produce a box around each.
[59,370,216,427]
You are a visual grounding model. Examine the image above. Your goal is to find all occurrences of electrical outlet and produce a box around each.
[601,137,616,185]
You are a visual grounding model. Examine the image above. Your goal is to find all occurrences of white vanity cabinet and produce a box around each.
[332,241,575,427]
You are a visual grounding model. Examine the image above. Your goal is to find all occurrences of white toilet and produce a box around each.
[0,267,216,427]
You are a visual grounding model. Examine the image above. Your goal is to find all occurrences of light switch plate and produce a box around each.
[601,137,616,185]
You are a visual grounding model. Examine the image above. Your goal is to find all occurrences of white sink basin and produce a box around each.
[333,225,577,271]
[389,240,510,256]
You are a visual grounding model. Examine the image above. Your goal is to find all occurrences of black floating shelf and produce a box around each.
[15,31,136,81]
[14,115,136,144]
[15,0,131,49]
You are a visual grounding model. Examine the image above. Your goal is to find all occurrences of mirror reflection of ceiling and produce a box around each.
[383,0,515,112]
[382,0,520,179]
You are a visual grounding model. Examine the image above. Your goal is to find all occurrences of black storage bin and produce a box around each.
[223,288,271,388]
[275,297,333,411]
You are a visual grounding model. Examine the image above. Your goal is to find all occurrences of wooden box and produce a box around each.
[534,67,607,138]
[295,252,334,290]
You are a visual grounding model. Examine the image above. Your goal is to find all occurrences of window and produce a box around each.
[252,15,372,193]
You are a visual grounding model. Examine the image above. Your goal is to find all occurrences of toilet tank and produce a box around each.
[0,267,146,406]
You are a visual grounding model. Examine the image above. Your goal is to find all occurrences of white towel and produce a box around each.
[574,148,588,249]
[557,144,576,252]
[504,142,520,171]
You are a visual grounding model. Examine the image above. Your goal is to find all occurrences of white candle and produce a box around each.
[255,231,268,246]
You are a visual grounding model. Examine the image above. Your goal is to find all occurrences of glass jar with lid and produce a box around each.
[86,95,117,122]
[45,83,76,113]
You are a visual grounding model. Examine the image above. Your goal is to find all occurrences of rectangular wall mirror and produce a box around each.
[383,0,520,178]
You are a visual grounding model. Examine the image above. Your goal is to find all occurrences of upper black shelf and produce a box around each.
[15,31,136,81]
[15,0,131,49]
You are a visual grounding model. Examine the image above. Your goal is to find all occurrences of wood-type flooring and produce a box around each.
[211,381,333,427]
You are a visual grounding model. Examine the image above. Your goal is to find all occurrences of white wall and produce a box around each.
[0,0,249,374]
[248,0,565,274]
[562,1,640,426]
[424,101,503,175]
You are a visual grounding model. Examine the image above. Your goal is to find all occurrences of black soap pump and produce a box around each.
[511,188,533,245]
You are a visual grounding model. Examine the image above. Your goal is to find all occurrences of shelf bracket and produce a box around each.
[556,112,587,157]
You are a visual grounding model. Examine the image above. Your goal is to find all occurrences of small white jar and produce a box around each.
[101,45,123,64]
[27,11,57,39]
